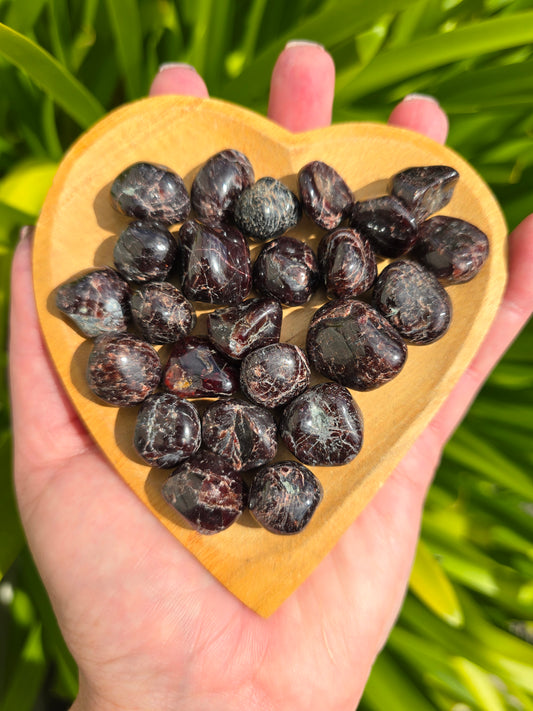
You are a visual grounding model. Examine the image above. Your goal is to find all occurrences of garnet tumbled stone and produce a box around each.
[87,333,161,406]
[240,343,311,409]
[234,176,301,242]
[249,461,323,535]
[191,149,254,221]
[130,281,196,344]
[413,215,490,284]
[351,195,418,258]
[162,451,245,534]
[252,236,320,306]
[110,161,190,225]
[207,298,282,361]
[202,399,277,471]
[56,267,131,337]
[318,227,377,299]
[298,160,353,230]
[372,260,452,344]
[280,383,363,466]
[134,393,201,468]
[178,219,251,305]
[306,298,407,390]
[113,221,178,283]
[163,336,239,398]
[389,165,459,223]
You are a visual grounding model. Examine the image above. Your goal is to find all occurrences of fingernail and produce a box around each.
[403,93,440,105]
[158,62,197,73]
[18,226,35,242]
[285,39,325,50]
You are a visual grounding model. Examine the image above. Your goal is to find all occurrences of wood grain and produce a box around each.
[33,96,507,617]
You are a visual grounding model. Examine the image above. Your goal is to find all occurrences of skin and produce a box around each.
[9,43,533,711]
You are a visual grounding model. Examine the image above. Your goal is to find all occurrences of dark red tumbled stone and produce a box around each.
[206,297,282,361]
[130,281,196,344]
[56,267,131,337]
[202,398,277,471]
[252,236,320,306]
[134,393,201,468]
[113,221,178,283]
[110,161,190,225]
[240,343,311,408]
[249,461,323,534]
[191,149,254,221]
[412,215,489,284]
[298,160,353,230]
[161,450,245,534]
[178,219,251,305]
[234,176,301,242]
[372,260,452,344]
[306,298,407,390]
[389,165,459,222]
[87,333,161,406]
[280,383,363,466]
[317,227,377,298]
[163,336,239,398]
[350,195,418,258]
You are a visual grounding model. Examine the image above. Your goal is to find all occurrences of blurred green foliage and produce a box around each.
[0,1,532,708]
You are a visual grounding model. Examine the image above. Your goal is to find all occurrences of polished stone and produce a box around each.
[372,260,452,344]
[202,398,277,471]
[298,160,353,230]
[134,393,201,467]
[252,236,320,305]
[130,281,196,344]
[110,161,190,225]
[240,343,311,408]
[234,176,301,242]
[162,450,245,534]
[87,333,161,406]
[191,149,254,221]
[318,227,377,298]
[163,336,239,398]
[207,297,282,360]
[306,298,407,390]
[56,267,131,337]
[280,383,363,466]
[249,461,323,534]
[178,219,251,305]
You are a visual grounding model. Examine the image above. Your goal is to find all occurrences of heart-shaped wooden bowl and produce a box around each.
[33,96,507,617]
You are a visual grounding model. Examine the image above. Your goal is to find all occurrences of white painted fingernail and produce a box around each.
[403,93,440,105]
[158,62,197,73]
[19,226,35,242]
[285,39,325,50]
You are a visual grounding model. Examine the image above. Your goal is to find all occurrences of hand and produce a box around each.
[10,43,533,711]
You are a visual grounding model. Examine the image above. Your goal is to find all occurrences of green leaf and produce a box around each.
[224,0,415,106]
[0,158,57,217]
[444,426,533,500]
[104,0,143,100]
[452,657,506,711]
[4,0,48,33]
[363,648,439,711]
[0,23,104,128]
[0,433,23,581]
[336,11,533,101]
[409,540,464,627]
[0,623,47,711]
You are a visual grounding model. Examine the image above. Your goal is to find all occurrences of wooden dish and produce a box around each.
[33,95,507,617]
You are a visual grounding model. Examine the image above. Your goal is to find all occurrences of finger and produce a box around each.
[424,213,533,450]
[9,232,94,478]
[388,94,449,144]
[268,41,335,132]
[149,63,209,98]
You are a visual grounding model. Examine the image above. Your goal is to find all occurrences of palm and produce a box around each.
[10,46,533,711]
